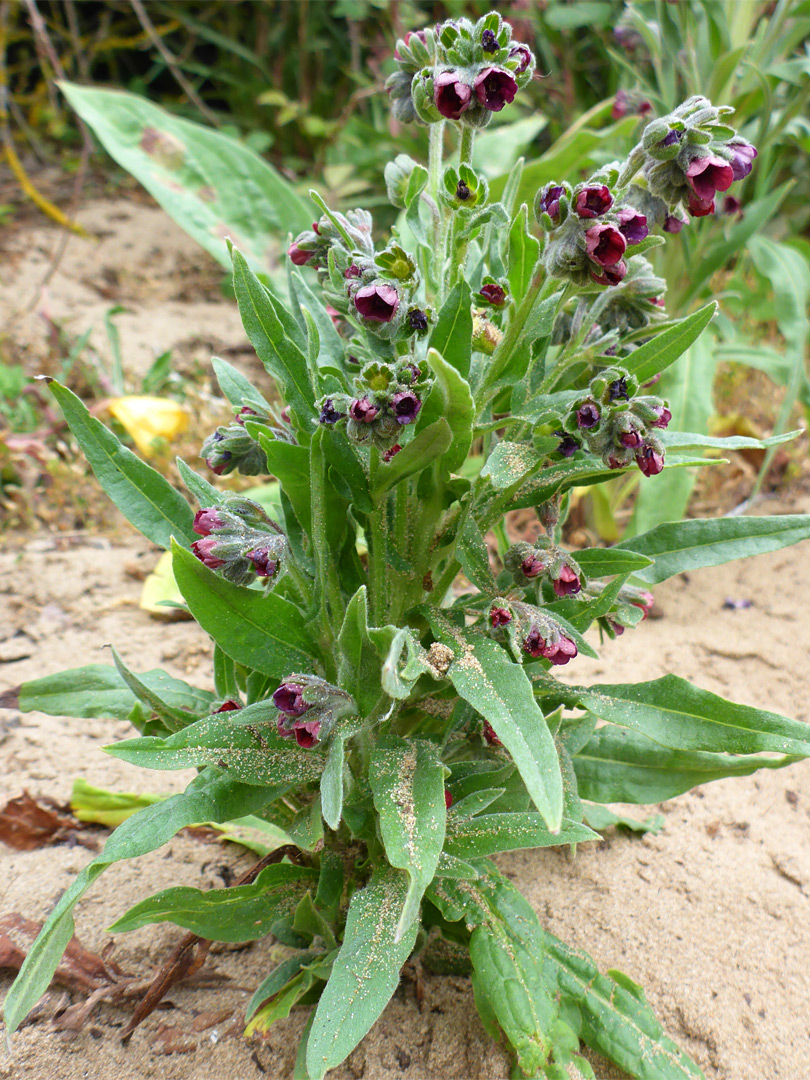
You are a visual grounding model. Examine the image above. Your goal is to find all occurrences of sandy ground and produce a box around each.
[1,198,809,1079]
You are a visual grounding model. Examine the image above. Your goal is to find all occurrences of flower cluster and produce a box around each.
[273,676,355,748]
[634,96,757,218]
[489,599,579,667]
[552,366,671,475]
[316,357,430,450]
[200,408,291,476]
[191,498,289,588]
[536,171,651,288]
[388,13,535,128]
[504,539,584,598]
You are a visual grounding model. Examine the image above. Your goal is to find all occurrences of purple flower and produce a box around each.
[277,714,321,748]
[508,43,532,73]
[722,195,743,217]
[193,508,225,536]
[349,398,379,423]
[434,70,473,120]
[619,429,642,448]
[522,628,578,665]
[473,67,518,112]
[577,403,601,429]
[481,28,499,53]
[479,283,506,306]
[552,565,581,598]
[490,606,512,627]
[650,405,671,429]
[727,140,757,182]
[246,547,278,578]
[344,264,362,279]
[354,283,400,323]
[636,443,665,476]
[585,224,627,267]
[191,536,226,570]
[590,260,627,287]
[608,376,630,401]
[555,432,580,457]
[521,554,546,579]
[408,308,428,331]
[575,185,613,219]
[319,399,345,425]
[660,129,683,148]
[391,390,422,425]
[686,154,734,201]
[663,214,687,233]
[537,184,565,224]
[273,682,309,717]
[617,208,649,245]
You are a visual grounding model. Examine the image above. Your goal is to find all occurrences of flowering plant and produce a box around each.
[5,12,810,1079]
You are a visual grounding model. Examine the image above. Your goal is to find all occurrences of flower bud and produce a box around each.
[554,431,581,457]
[535,184,566,226]
[508,43,533,75]
[482,720,502,746]
[193,508,227,536]
[191,536,227,570]
[214,699,242,712]
[382,444,402,463]
[444,789,454,810]
[636,442,665,476]
[727,140,757,181]
[384,154,421,209]
[650,405,672,429]
[320,398,346,425]
[521,554,546,579]
[407,308,429,333]
[246,546,279,579]
[663,214,687,233]
[478,282,506,306]
[481,28,499,53]
[590,260,627,287]
[490,606,513,627]
[523,628,578,665]
[551,563,581,598]
[201,424,267,476]
[577,403,601,429]
[472,311,503,354]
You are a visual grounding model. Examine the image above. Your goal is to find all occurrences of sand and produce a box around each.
[1,197,808,1080]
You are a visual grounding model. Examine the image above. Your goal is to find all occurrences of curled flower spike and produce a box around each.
[354,284,400,323]
[473,67,518,112]
[434,70,472,119]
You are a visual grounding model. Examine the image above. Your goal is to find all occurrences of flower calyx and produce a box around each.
[191,498,289,589]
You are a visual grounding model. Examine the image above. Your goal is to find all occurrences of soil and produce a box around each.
[1,195,809,1080]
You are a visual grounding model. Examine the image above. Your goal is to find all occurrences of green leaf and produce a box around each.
[212,355,273,414]
[253,432,312,533]
[581,803,664,835]
[377,627,438,700]
[444,813,596,860]
[320,736,345,831]
[507,203,540,304]
[571,675,810,756]
[321,428,373,514]
[246,951,322,1022]
[3,768,274,1035]
[70,778,164,828]
[231,246,315,423]
[46,380,195,549]
[427,614,563,833]
[59,82,311,278]
[369,736,446,940]
[371,419,452,500]
[572,548,653,578]
[416,349,474,474]
[290,270,346,372]
[171,539,315,677]
[176,457,222,507]
[306,866,419,1079]
[109,646,195,733]
[428,280,473,378]
[428,864,557,1075]
[621,302,716,385]
[108,863,316,941]
[573,725,799,805]
[616,514,810,584]
[659,429,800,452]
[480,440,556,491]
[543,932,703,1079]
[17,663,214,723]
[337,587,385,715]
[457,516,495,592]
[104,700,325,785]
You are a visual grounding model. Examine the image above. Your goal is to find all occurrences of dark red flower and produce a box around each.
[577,403,601,429]
[521,554,546,579]
[193,508,225,537]
[508,43,532,73]
[575,185,613,219]
[686,154,734,201]
[354,284,399,323]
[479,283,506,306]
[687,191,715,217]
[619,429,642,448]
[214,699,242,712]
[483,720,502,746]
[636,443,665,476]
[434,70,473,120]
[590,260,627,286]
[522,628,578,665]
[650,405,671,429]
[349,398,379,423]
[537,184,565,223]
[473,67,518,112]
[273,682,308,717]
[288,243,314,266]
[344,264,362,279]
[246,547,278,578]
[585,224,626,267]
[490,606,512,627]
[191,536,226,570]
[663,214,686,233]
[722,195,743,217]
[382,444,402,463]
[552,565,581,597]
[444,789,453,809]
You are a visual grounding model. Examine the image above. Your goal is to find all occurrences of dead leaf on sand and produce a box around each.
[0,790,96,851]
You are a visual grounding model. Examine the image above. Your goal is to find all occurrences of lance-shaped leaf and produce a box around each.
[3,768,276,1035]
[658,428,800,453]
[444,813,597,860]
[571,547,653,579]
[11,663,215,723]
[108,647,195,733]
[427,863,557,1076]
[371,419,452,500]
[108,863,317,941]
[457,515,495,592]
[252,431,313,534]
[104,700,325,785]
[369,736,446,941]
[571,675,810,757]
[171,539,315,677]
[573,725,800,805]
[246,950,323,1022]
[416,349,474,473]
[507,203,541,304]
[543,932,703,1079]
[338,587,387,715]
[231,246,315,422]
[427,614,563,833]
[306,866,419,1079]
[44,380,196,549]
[615,514,810,585]
[176,456,222,507]
[428,280,473,378]
[212,355,273,414]
[320,736,346,831]
[59,82,311,278]
[376,626,439,700]
[622,301,716,384]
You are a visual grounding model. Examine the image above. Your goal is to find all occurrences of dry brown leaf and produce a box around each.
[0,790,95,851]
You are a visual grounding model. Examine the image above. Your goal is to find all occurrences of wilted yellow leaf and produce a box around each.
[139,549,190,619]
[108,395,189,456]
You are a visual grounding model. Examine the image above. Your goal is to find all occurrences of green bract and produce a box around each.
[5,12,808,1080]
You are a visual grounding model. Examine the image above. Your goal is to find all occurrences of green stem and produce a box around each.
[459,124,475,166]
[368,448,388,624]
